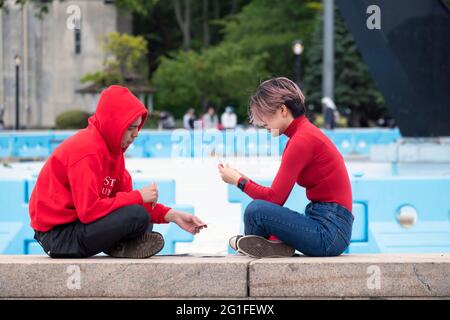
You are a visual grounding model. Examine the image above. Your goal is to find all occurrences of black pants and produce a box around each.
[34,205,152,258]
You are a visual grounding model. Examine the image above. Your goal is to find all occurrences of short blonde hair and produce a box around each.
[249,77,305,126]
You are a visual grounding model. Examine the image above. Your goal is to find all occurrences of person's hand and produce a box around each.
[138,182,158,204]
[235,169,250,181]
[218,163,243,186]
[165,210,207,235]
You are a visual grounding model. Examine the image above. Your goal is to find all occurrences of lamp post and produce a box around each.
[15,54,21,130]
[292,40,304,88]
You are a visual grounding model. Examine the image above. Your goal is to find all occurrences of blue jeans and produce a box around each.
[244,200,354,257]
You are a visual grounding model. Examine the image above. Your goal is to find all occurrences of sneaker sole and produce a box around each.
[237,235,295,258]
[107,232,165,259]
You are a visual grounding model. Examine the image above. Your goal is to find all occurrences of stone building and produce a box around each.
[0,0,132,128]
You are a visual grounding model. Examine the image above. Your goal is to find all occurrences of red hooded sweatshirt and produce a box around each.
[29,86,171,232]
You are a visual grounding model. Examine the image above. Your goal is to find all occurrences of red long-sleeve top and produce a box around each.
[241,115,353,213]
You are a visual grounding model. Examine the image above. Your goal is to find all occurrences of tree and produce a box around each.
[133,0,250,77]
[81,32,148,86]
[173,0,192,50]
[114,0,159,15]
[0,0,51,18]
[152,43,266,120]
[202,0,210,47]
[303,8,387,127]
[222,0,320,79]
[151,0,319,121]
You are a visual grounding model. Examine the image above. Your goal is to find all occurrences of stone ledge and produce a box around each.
[0,255,251,298]
[249,254,450,298]
[1,254,449,298]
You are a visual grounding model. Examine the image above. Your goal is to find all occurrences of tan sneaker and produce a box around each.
[228,235,244,251]
[236,235,295,258]
[104,232,164,258]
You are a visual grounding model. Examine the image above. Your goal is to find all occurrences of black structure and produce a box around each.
[15,56,20,131]
[336,0,450,137]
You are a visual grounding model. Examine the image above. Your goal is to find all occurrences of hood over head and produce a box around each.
[88,85,148,154]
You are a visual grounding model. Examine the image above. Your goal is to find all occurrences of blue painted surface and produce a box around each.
[125,139,146,158]
[0,128,402,159]
[0,204,35,254]
[153,204,195,255]
[132,179,176,204]
[12,134,51,158]
[0,178,194,255]
[227,176,450,254]
[0,134,13,158]
[0,179,28,218]
[145,132,177,158]
[324,129,400,155]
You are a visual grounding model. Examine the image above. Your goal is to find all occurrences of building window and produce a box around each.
[74,22,81,54]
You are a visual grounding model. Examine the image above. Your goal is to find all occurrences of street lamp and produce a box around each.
[15,55,21,130]
[292,40,304,88]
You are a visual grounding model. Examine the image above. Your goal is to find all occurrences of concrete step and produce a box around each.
[0,255,251,298]
[0,254,449,298]
[249,254,450,298]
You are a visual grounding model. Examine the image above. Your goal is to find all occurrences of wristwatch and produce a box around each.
[237,178,248,191]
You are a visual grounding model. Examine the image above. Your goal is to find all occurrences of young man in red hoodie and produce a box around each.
[30,85,206,258]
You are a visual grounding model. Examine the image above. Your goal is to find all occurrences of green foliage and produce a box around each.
[81,32,148,86]
[0,0,49,18]
[222,0,319,78]
[80,69,121,87]
[133,0,252,77]
[152,0,319,121]
[303,9,387,126]
[55,110,90,130]
[114,0,159,16]
[103,32,148,74]
[153,43,266,120]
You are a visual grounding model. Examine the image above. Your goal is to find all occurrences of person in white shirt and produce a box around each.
[221,106,237,129]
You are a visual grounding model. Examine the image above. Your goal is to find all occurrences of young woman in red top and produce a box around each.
[219,77,353,257]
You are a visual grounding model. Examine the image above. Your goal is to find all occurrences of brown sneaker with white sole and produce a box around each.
[236,235,295,258]
[104,231,164,258]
